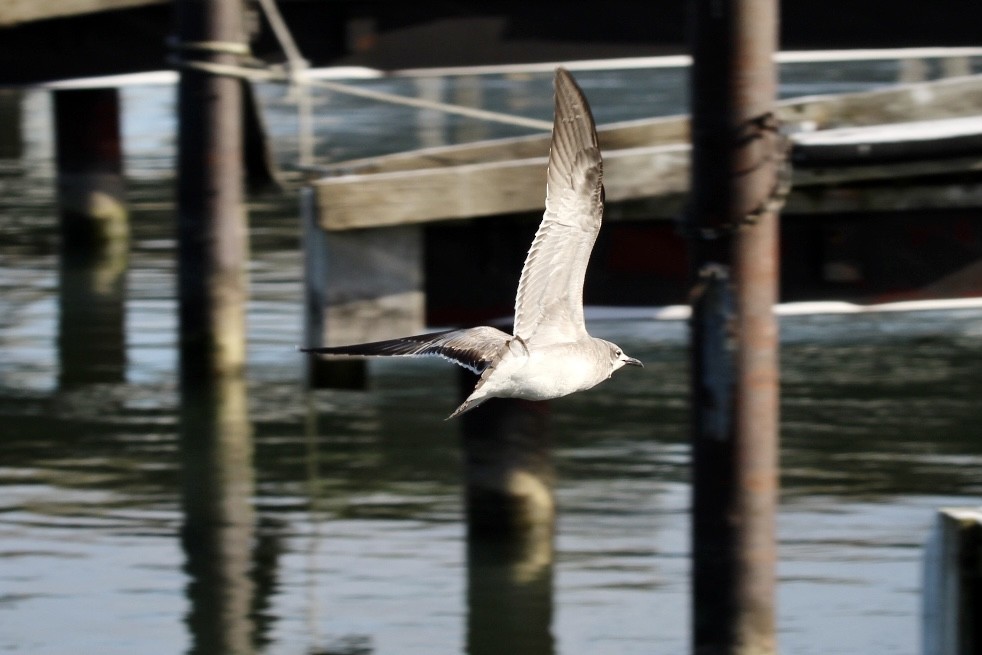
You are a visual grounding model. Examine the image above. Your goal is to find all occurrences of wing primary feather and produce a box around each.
[300,327,509,375]
[512,67,604,345]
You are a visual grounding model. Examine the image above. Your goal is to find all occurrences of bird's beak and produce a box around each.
[624,356,643,368]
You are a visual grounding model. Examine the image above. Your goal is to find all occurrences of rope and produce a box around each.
[169,57,281,81]
[253,0,307,74]
[166,36,252,57]
[252,0,314,165]
[168,0,552,172]
[170,53,553,132]
[304,77,553,131]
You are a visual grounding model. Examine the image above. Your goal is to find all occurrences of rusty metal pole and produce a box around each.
[687,0,781,654]
[175,0,248,386]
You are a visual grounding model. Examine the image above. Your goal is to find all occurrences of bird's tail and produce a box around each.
[446,395,487,420]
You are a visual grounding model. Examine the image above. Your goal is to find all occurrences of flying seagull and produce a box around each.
[301,68,642,418]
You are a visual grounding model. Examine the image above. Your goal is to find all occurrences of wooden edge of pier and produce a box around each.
[312,73,982,231]
[314,73,982,177]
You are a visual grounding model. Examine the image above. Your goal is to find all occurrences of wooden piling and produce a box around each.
[301,187,425,389]
[458,370,555,536]
[687,1,781,653]
[53,87,129,388]
[175,0,248,386]
[923,507,982,655]
[53,87,128,245]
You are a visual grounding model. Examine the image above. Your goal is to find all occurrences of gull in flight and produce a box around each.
[302,68,642,418]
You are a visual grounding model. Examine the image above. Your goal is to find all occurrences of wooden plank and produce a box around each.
[780,74,982,129]
[792,154,982,186]
[315,141,982,230]
[316,144,691,230]
[316,74,982,177]
[321,114,691,175]
[312,74,982,230]
[0,0,164,27]
[793,116,982,165]
[786,178,982,215]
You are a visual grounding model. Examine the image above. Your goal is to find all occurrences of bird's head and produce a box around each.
[604,340,643,374]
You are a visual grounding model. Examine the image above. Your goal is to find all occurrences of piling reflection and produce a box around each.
[0,89,23,159]
[458,369,555,530]
[57,225,127,388]
[53,89,129,389]
[466,521,555,655]
[459,375,556,655]
[180,374,268,655]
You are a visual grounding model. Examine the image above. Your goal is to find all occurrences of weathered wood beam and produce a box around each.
[311,74,982,230]
[317,74,982,177]
[314,143,982,230]
[0,0,165,27]
[324,114,691,175]
[781,73,982,129]
[315,144,690,230]
[787,179,982,214]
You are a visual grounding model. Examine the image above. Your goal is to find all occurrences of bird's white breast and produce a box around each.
[483,341,610,401]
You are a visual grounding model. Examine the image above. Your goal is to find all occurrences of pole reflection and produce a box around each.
[57,227,127,388]
[54,88,128,390]
[466,520,555,655]
[459,378,557,655]
[180,373,262,655]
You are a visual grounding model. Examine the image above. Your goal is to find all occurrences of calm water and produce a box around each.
[3,60,982,655]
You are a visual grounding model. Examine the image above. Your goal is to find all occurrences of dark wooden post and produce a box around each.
[923,507,982,655]
[53,87,128,242]
[174,5,256,645]
[458,372,555,534]
[0,90,23,159]
[458,376,555,653]
[687,0,781,653]
[53,87,128,388]
[175,0,248,387]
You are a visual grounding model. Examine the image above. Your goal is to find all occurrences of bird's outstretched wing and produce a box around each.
[513,68,604,346]
[300,326,510,374]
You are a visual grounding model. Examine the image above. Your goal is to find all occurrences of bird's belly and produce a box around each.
[491,350,605,401]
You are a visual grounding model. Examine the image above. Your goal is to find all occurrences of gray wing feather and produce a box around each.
[300,326,510,374]
[513,68,604,346]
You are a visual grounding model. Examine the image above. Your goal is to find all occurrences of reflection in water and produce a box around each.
[458,373,555,531]
[57,228,127,388]
[6,64,982,655]
[467,523,555,655]
[180,373,267,655]
[459,374,556,655]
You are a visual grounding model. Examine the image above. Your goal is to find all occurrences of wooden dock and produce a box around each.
[310,73,982,230]
[302,72,982,352]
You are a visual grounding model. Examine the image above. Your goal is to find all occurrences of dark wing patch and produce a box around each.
[300,327,510,374]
